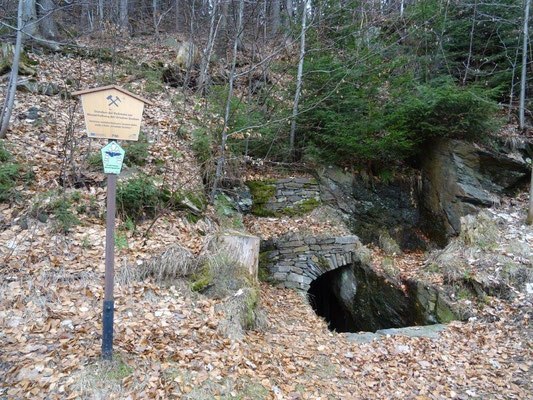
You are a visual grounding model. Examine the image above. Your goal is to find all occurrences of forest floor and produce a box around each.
[1,37,532,399]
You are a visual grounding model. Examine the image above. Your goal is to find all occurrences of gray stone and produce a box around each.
[302,276,313,285]
[319,244,338,251]
[346,332,381,344]
[342,244,356,252]
[293,178,313,184]
[376,324,446,339]
[39,82,60,96]
[379,231,402,255]
[288,196,303,202]
[279,249,295,254]
[17,78,38,94]
[283,281,303,289]
[287,273,304,283]
[25,106,39,120]
[304,237,317,245]
[277,265,291,273]
[335,236,358,244]
[273,272,288,280]
[317,238,335,245]
[282,240,305,248]
[293,245,309,252]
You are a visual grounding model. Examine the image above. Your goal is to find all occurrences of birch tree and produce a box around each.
[271,0,281,36]
[0,0,24,139]
[289,0,309,159]
[519,0,531,131]
[198,0,220,94]
[523,0,533,225]
[120,0,128,30]
[212,0,244,196]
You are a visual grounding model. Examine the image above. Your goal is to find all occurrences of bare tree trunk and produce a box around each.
[508,42,521,121]
[286,0,293,23]
[288,0,309,159]
[463,0,478,86]
[271,0,280,37]
[81,0,92,32]
[98,0,104,25]
[183,0,196,88]
[175,0,180,32]
[520,0,531,131]
[120,0,128,30]
[216,0,229,58]
[21,0,39,38]
[198,0,219,94]
[526,162,533,225]
[37,0,59,39]
[153,0,159,39]
[211,0,244,197]
[0,0,24,139]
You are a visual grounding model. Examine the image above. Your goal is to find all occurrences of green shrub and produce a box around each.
[123,136,149,167]
[50,197,79,234]
[116,176,162,220]
[387,79,500,143]
[0,141,11,162]
[88,152,103,171]
[191,128,214,166]
[0,163,22,202]
[115,232,129,250]
[0,143,33,203]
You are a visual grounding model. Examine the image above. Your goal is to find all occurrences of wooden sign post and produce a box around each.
[73,85,153,360]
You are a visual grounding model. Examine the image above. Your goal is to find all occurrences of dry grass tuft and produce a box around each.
[117,244,197,286]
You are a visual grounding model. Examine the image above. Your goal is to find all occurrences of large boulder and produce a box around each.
[420,139,529,245]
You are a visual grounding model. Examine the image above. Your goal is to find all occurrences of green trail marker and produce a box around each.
[72,85,153,361]
[101,141,125,174]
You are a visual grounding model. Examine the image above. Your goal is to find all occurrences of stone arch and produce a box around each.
[263,234,364,291]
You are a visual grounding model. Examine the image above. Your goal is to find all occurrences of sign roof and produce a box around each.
[72,85,154,105]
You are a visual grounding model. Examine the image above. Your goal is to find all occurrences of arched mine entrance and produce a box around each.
[307,263,455,333]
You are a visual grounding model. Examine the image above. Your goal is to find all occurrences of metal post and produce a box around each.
[102,167,117,360]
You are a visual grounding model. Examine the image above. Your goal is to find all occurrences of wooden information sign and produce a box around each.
[73,85,153,141]
[72,85,152,361]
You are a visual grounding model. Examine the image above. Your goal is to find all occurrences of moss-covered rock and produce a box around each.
[279,198,321,217]
[246,179,276,216]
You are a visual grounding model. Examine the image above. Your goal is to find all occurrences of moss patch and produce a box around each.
[279,197,321,217]
[242,287,258,329]
[246,179,276,216]
[189,265,212,292]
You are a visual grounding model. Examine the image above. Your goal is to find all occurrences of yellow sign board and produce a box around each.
[73,85,153,141]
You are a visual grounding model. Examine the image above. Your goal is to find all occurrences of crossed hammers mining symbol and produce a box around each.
[107,95,121,107]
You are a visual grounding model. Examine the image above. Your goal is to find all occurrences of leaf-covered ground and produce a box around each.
[1,37,532,399]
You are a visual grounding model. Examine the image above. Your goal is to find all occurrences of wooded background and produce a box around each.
[1,0,531,177]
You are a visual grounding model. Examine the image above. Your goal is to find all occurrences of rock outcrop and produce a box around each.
[318,166,427,250]
[420,139,529,245]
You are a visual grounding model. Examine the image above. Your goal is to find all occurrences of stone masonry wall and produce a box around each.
[265,178,320,213]
[263,234,361,290]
